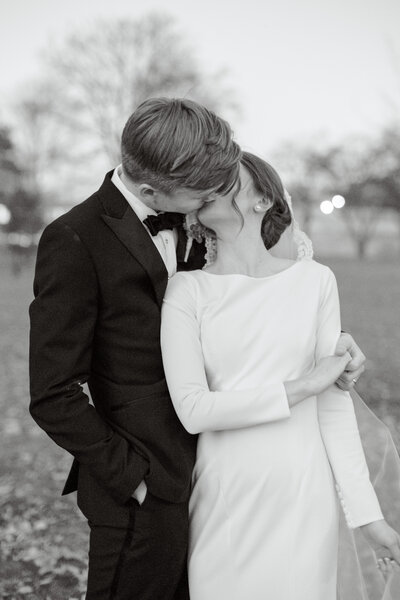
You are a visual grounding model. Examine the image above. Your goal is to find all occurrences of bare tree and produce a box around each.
[372,127,400,249]
[0,126,20,199]
[337,179,386,259]
[316,138,397,259]
[0,125,44,272]
[41,13,238,165]
[13,86,67,196]
[0,125,43,233]
[272,142,339,237]
[272,136,399,259]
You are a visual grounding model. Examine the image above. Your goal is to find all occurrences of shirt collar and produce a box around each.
[111,164,157,222]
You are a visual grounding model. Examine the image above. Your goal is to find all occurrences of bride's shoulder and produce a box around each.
[275,257,297,270]
[168,270,203,285]
[297,258,334,280]
[165,270,202,300]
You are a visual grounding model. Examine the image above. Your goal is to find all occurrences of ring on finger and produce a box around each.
[377,558,391,565]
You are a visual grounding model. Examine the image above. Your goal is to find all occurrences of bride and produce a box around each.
[160,151,400,599]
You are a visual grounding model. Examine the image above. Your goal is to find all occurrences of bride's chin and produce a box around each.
[198,215,214,230]
[197,207,213,228]
[198,218,208,229]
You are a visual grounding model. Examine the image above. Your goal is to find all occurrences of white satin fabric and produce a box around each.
[161,260,390,600]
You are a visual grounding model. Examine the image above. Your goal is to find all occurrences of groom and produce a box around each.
[29,97,365,599]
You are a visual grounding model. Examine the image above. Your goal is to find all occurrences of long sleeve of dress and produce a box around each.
[316,267,384,529]
[161,273,291,434]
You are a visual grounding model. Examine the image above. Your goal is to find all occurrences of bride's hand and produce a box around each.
[359,519,400,575]
[307,352,352,396]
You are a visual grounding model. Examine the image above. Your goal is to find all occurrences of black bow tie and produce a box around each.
[143,212,184,236]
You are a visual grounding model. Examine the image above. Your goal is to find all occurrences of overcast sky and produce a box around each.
[1,0,399,155]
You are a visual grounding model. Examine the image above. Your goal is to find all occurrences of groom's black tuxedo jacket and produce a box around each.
[29,171,206,526]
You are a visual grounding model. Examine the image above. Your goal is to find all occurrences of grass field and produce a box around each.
[0,251,399,599]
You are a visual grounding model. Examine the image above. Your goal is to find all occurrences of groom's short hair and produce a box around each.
[121,97,241,195]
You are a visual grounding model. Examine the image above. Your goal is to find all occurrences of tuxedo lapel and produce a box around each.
[98,172,168,308]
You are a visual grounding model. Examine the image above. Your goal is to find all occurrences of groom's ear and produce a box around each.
[138,184,157,200]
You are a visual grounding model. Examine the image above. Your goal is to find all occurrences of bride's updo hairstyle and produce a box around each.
[241,152,292,249]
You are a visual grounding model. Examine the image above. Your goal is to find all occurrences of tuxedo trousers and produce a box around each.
[85,492,189,600]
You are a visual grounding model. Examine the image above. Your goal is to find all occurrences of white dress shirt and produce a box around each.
[111,165,180,504]
[111,165,178,279]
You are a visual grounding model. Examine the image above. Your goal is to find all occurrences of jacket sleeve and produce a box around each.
[29,220,148,504]
[315,267,384,528]
[160,273,290,435]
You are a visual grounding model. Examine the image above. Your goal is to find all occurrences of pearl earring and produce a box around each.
[254,204,263,213]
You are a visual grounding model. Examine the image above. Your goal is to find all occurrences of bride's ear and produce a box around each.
[253,197,272,214]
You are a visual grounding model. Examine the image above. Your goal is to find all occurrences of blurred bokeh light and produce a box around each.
[332,195,346,209]
[320,200,334,215]
[0,203,11,225]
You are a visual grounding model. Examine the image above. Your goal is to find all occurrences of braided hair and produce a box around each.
[240,152,292,249]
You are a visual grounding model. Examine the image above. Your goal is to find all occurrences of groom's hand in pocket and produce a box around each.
[334,332,366,391]
[132,480,148,505]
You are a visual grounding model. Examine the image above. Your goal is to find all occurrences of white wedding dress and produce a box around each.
[160,259,384,600]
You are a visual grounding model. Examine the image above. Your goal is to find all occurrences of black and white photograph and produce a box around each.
[1,0,400,598]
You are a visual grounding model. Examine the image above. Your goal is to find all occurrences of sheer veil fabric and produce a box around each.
[337,390,400,599]
[275,193,400,598]
[189,191,400,598]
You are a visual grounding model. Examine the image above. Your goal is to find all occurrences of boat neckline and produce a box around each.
[197,259,304,280]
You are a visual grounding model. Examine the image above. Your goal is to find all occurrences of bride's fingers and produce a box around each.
[384,558,400,574]
[376,543,400,574]
[389,538,400,566]
[337,365,364,386]
[335,366,364,390]
[384,558,393,570]
[377,558,389,574]
[335,375,354,391]
[381,559,394,575]
[389,559,400,571]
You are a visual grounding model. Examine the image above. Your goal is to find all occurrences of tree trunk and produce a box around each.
[356,237,368,260]
[398,212,400,254]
